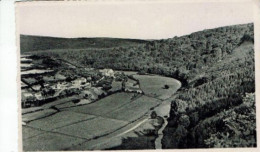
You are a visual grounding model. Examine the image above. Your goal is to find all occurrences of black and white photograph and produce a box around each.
[15,0,258,151]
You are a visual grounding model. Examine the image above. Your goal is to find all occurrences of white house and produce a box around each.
[100,69,115,77]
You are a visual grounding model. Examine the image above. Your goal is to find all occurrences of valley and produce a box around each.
[20,23,256,150]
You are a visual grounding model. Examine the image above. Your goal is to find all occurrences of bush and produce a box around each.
[150,111,157,119]
[164,84,169,89]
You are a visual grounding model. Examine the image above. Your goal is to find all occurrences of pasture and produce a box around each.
[105,95,160,122]
[26,111,95,131]
[22,109,57,122]
[133,75,181,100]
[53,117,128,139]
[22,126,46,140]
[62,92,135,116]
[23,132,85,151]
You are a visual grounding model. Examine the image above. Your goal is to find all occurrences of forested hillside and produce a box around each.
[26,23,255,148]
[20,35,147,53]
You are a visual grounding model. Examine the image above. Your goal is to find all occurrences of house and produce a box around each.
[21,91,37,108]
[54,73,66,81]
[22,90,34,98]
[34,92,43,100]
[32,84,42,91]
[72,77,87,86]
[100,69,115,77]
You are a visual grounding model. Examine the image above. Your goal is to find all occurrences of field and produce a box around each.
[22,109,57,122]
[23,132,85,151]
[61,92,136,115]
[22,126,46,140]
[53,117,128,139]
[42,95,80,109]
[105,95,160,121]
[133,75,181,100]
[26,111,95,131]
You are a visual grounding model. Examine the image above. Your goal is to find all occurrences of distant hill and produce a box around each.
[20,35,148,53]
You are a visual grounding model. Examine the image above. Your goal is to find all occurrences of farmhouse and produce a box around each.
[22,90,34,98]
[34,92,43,100]
[21,91,37,108]
[32,85,42,91]
[72,77,87,86]
[100,69,115,77]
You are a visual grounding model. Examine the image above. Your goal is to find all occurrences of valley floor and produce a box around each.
[22,56,181,151]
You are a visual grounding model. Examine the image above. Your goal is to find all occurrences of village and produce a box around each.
[21,55,143,109]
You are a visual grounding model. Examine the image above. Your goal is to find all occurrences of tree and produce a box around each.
[151,111,157,119]
[164,84,170,89]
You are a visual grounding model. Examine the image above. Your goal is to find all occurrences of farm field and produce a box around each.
[26,111,96,131]
[42,95,80,109]
[105,95,160,121]
[22,107,43,114]
[53,116,128,139]
[23,132,86,151]
[22,126,46,140]
[61,92,136,115]
[22,109,57,123]
[133,75,181,100]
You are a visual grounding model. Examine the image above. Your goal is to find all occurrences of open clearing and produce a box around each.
[133,75,181,100]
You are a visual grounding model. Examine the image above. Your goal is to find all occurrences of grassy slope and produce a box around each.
[20,35,147,53]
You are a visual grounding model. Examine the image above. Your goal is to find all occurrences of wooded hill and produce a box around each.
[20,35,147,53]
[24,23,255,148]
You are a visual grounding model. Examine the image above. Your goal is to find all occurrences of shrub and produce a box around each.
[164,84,170,89]
[150,111,157,119]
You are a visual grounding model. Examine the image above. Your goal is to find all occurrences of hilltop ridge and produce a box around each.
[20,35,147,53]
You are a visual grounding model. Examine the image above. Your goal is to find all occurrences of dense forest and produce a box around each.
[20,35,147,53]
[24,23,255,148]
